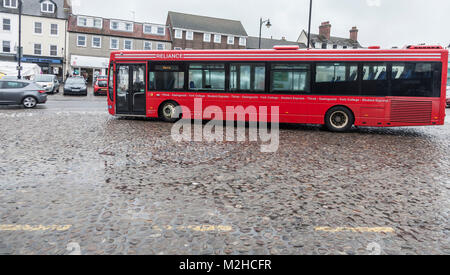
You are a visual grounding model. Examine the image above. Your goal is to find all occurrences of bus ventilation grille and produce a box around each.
[390,100,432,124]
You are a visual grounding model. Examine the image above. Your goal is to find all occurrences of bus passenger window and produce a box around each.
[230,64,266,92]
[149,64,185,91]
[188,64,225,91]
[270,64,310,93]
[361,63,388,96]
[314,63,359,95]
[391,63,436,97]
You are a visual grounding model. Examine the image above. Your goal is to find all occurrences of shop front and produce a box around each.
[70,55,109,85]
[21,56,63,80]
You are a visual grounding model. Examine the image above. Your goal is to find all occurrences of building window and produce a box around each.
[203,33,211,42]
[2,41,10,53]
[34,44,42,55]
[332,44,337,49]
[174,29,182,39]
[214,34,221,43]
[50,45,57,56]
[186,31,194,40]
[111,21,119,30]
[3,0,18,8]
[157,26,165,35]
[227,36,234,45]
[41,1,55,13]
[239,37,246,46]
[92,36,101,48]
[50,24,58,35]
[34,22,42,34]
[77,35,86,47]
[77,16,87,27]
[144,25,152,34]
[124,40,132,50]
[3,18,11,31]
[144,41,152,50]
[125,23,133,32]
[174,47,182,50]
[157,43,164,50]
[93,18,102,28]
[110,38,119,49]
[321,43,327,49]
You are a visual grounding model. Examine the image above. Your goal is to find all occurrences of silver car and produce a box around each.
[0,80,47,108]
[35,74,60,94]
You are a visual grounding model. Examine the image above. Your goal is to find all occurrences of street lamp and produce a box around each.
[258,18,271,49]
[307,0,313,49]
[17,0,23,79]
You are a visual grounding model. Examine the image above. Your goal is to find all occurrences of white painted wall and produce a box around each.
[0,12,18,55]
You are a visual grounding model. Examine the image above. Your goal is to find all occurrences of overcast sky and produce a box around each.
[72,0,450,48]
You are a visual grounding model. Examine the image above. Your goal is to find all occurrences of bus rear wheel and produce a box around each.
[325,106,354,132]
[159,101,181,123]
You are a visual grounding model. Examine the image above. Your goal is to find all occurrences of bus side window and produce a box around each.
[391,62,436,97]
[361,63,388,96]
[314,63,359,95]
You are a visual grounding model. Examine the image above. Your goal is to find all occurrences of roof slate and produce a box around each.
[168,11,247,37]
[247,36,306,49]
[309,33,362,48]
[0,0,69,19]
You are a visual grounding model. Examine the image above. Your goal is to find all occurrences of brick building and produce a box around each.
[66,14,171,83]
[166,11,248,50]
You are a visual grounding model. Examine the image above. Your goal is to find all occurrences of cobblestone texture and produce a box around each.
[0,91,449,255]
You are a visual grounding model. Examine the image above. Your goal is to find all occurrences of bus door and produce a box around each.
[116,64,146,115]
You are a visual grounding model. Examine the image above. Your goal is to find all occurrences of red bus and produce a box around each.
[107,45,448,132]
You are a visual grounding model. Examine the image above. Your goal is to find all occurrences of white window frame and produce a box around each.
[34,22,43,35]
[239,37,246,46]
[214,34,221,43]
[34,43,42,55]
[2,40,11,53]
[174,29,182,39]
[3,0,18,8]
[93,18,103,29]
[77,16,88,27]
[77,35,87,47]
[41,1,55,13]
[2,18,11,31]
[227,36,235,45]
[125,22,133,32]
[143,25,153,34]
[110,38,119,50]
[143,41,152,50]
[186,31,194,40]
[157,43,165,50]
[92,36,102,48]
[49,45,58,56]
[50,23,58,36]
[110,21,119,30]
[156,26,165,36]
[124,39,133,50]
[203,33,211,42]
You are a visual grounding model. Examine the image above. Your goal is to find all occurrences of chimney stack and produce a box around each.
[319,21,331,40]
[350,26,358,41]
[281,36,286,41]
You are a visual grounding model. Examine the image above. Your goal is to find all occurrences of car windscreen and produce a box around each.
[98,80,107,87]
[35,75,54,82]
[66,78,85,85]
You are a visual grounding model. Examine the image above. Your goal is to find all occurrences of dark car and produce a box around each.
[64,77,88,96]
[0,80,47,108]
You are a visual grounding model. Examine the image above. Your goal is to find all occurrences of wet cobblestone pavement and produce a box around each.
[0,91,449,255]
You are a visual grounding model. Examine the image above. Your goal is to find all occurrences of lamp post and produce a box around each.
[258,18,271,49]
[17,0,22,79]
[307,0,313,49]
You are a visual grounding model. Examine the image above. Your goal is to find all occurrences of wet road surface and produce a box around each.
[0,89,449,255]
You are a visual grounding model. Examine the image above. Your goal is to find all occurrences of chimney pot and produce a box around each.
[319,21,331,40]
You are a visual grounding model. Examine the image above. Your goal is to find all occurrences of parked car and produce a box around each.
[64,77,88,96]
[93,78,108,96]
[35,74,60,94]
[0,79,47,108]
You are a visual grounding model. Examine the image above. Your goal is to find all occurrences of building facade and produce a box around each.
[0,0,70,79]
[167,11,247,50]
[297,21,362,49]
[67,14,171,83]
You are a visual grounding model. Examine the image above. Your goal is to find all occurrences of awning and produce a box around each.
[70,55,109,69]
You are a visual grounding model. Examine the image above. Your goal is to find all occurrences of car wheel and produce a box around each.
[23,96,37,108]
[159,101,181,123]
[325,106,354,132]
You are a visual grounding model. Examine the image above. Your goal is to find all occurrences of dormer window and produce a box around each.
[3,0,18,8]
[41,1,55,13]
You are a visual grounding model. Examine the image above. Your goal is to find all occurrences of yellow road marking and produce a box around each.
[0,225,72,232]
[315,227,395,233]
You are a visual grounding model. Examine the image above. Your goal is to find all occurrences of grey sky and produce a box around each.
[72,0,450,48]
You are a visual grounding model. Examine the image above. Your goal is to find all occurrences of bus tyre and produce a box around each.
[159,101,181,123]
[325,107,354,132]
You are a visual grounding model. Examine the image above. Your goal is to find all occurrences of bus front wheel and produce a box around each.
[159,101,181,123]
[325,106,354,132]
